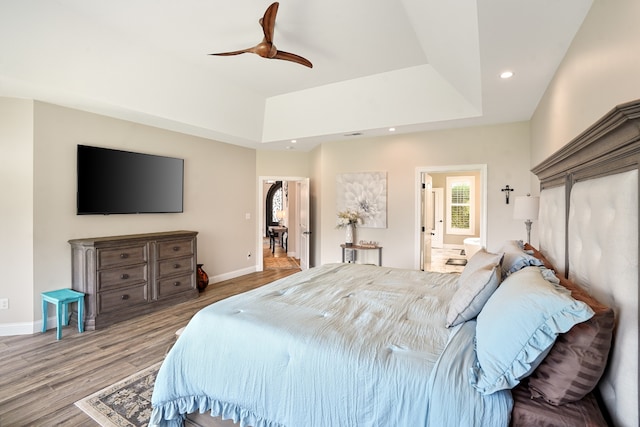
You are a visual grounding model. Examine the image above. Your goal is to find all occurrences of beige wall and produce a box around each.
[2,100,257,332]
[531,0,640,166]
[260,123,532,269]
[315,122,532,269]
[0,98,34,327]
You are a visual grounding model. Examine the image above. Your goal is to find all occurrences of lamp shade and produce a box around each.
[513,196,539,220]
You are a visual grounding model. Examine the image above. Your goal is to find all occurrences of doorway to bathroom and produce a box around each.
[416,164,487,272]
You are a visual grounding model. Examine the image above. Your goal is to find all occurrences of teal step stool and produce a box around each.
[41,289,85,340]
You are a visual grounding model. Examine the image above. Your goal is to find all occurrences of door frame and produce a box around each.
[257,175,309,271]
[414,165,487,270]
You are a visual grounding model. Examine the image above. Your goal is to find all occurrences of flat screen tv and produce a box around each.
[77,144,184,215]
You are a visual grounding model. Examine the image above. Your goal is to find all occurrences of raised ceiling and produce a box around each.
[0,0,593,151]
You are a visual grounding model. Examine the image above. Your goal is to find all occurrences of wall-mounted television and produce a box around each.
[77,145,184,215]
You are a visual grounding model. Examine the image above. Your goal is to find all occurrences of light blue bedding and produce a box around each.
[150,263,512,426]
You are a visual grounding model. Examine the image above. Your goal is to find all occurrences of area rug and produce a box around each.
[75,362,161,427]
[445,258,467,266]
[264,257,300,270]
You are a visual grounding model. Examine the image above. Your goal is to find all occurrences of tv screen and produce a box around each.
[77,145,184,215]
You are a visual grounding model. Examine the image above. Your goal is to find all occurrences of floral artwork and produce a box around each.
[336,172,387,228]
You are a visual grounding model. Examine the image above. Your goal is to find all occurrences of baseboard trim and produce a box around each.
[210,266,257,284]
[0,320,37,336]
[0,314,71,336]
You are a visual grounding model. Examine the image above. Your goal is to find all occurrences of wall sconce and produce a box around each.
[513,194,540,244]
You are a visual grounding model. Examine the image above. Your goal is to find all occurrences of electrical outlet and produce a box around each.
[247,252,252,259]
[0,298,8,310]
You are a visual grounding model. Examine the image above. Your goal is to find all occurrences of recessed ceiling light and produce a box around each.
[291,139,297,143]
[388,127,396,132]
[500,71,514,79]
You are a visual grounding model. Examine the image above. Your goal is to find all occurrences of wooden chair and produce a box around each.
[268,229,278,254]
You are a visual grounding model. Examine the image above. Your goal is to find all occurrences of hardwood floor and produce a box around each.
[262,237,300,270]
[0,269,299,426]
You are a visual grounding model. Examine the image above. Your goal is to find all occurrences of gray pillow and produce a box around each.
[446,249,503,327]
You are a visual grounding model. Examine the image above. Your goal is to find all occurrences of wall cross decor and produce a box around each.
[501,185,514,204]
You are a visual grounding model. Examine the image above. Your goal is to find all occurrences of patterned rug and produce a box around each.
[75,362,161,427]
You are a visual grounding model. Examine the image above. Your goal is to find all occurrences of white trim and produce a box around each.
[414,164,487,270]
[0,321,38,336]
[210,266,257,284]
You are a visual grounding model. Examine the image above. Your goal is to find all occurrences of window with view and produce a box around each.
[266,182,283,226]
[446,176,475,235]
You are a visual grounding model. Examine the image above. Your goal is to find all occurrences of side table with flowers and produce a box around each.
[336,209,362,247]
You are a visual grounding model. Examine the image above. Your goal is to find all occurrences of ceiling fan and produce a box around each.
[210,2,313,68]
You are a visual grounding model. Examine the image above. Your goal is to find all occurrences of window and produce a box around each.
[266,182,283,226]
[446,176,475,235]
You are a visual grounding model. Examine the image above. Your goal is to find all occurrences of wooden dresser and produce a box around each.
[69,230,199,330]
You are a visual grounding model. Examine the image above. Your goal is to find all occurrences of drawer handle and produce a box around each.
[121,273,129,280]
[173,263,180,269]
[120,253,129,259]
[173,246,180,251]
[173,281,181,287]
[121,294,129,300]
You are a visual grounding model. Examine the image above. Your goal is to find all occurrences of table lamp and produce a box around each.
[513,195,539,244]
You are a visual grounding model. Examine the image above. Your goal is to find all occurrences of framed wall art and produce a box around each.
[336,171,387,228]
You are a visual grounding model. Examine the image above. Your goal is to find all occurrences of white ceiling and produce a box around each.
[0,0,593,151]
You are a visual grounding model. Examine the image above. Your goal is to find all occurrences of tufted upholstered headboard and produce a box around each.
[532,100,640,427]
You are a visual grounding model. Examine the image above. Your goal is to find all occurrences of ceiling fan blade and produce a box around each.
[210,2,312,69]
[209,47,253,56]
[273,50,313,68]
[260,2,279,44]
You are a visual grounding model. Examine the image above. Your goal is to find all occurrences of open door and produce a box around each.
[431,188,444,249]
[298,178,311,270]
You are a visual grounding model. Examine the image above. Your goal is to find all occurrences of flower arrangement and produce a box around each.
[336,209,362,228]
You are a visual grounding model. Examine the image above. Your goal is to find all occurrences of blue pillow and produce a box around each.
[500,240,543,278]
[471,266,594,395]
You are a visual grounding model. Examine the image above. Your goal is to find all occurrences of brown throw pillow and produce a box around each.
[525,244,615,406]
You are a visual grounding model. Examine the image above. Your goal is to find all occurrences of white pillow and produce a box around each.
[471,266,594,395]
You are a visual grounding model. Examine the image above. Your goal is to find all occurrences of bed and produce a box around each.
[151,100,639,427]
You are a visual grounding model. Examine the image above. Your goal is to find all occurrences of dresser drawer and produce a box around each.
[97,244,147,269]
[97,265,147,290]
[98,283,148,313]
[157,273,195,298]
[158,256,194,278]
[157,238,194,259]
